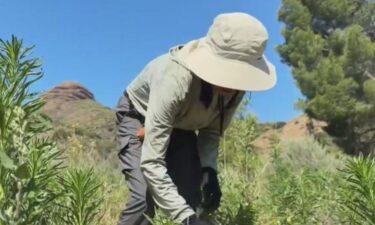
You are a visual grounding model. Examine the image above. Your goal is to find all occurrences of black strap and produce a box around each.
[218,91,241,136]
[225,91,240,109]
[218,95,225,136]
[199,79,213,108]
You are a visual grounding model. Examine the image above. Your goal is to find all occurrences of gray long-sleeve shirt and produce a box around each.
[126,46,245,223]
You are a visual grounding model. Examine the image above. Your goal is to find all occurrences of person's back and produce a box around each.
[126,50,192,118]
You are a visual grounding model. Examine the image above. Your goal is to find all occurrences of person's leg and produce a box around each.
[166,129,203,210]
[116,95,154,225]
[117,166,155,225]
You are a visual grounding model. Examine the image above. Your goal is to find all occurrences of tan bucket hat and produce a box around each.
[178,12,277,91]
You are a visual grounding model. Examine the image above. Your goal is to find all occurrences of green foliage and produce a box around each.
[340,156,375,224]
[280,137,344,172]
[0,36,61,225]
[248,138,346,225]
[0,36,102,225]
[49,100,117,159]
[364,79,375,103]
[214,113,259,225]
[212,169,256,225]
[147,211,178,225]
[55,169,102,225]
[49,117,127,225]
[278,0,375,154]
[220,115,259,178]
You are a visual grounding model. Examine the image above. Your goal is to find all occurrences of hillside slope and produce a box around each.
[41,81,117,158]
[253,115,327,152]
[40,82,127,224]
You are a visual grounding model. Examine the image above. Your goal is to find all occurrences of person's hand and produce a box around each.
[182,215,210,225]
[136,127,145,141]
[201,167,222,213]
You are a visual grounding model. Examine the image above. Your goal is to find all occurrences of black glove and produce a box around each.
[201,167,222,212]
[182,215,210,225]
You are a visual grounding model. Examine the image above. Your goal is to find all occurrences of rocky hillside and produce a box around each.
[253,115,328,152]
[41,82,117,158]
[40,82,126,225]
[41,81,95,115]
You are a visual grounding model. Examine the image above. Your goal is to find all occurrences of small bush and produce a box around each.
[280,137,344,172]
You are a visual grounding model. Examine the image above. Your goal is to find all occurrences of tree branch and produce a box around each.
[359,126,375,135]
[364,69,375,80]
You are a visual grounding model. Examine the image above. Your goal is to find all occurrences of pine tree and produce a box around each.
[278,0,375,154]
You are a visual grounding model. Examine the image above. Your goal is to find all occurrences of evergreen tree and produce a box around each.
[278,0,375,154]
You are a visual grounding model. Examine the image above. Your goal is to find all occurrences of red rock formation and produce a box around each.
[41,82,96,119]
[42,82,94,102]
[253,115,327,152]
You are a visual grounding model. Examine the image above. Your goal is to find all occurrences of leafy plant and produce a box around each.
[0,36,103,225]
[0,36,63,225]
[148,211,178,225]
[55,169,102,225]
[220,114,259,179]
[202,168,256,225]
[340,156,375,225]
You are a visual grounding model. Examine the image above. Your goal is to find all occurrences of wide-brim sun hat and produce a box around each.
[177,12,277,91]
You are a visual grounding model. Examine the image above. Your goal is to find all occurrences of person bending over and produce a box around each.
[115,12,276,225]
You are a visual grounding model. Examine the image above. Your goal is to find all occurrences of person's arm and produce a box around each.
[197,91,246,171]
[140,64,195,223]
[197,92,245,212]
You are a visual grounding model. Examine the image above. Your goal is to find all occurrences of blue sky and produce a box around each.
[0,0,303,122]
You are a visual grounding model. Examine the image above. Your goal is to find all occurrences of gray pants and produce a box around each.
[115,94,202,225]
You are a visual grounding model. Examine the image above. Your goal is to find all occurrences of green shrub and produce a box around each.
[259,138,344,225]
[280,137,344,172]
[266,166,338,224]
[212,169,256,225]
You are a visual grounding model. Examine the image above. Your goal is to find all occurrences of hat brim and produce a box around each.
[180,40,277,91]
